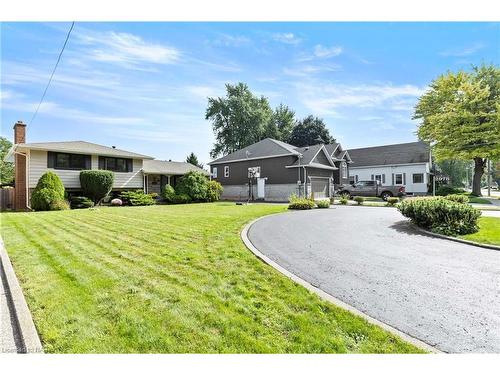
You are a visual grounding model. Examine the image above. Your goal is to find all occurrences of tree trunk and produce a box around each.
[472,157,486,196]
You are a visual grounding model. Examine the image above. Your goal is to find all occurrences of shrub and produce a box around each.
[444,194,469,204]
[31,172,65,211]
[339,193,349,205]
[207,180,223,202]
[288,194,315,210]
[161,184,176,202]
[316,199,330,208]
[80,170,114,205]
[172,194,192,204]
[110,198,122,206]
[386,197,399,206]
[176,171,209,201]
[149,192,159,200]
[397,197,481,236]
[353,196,365,205]
[70,196,94,209]
[435,185,465,196]
[329,196,335,205]
[120,190,156,206]
[50,199,70,211]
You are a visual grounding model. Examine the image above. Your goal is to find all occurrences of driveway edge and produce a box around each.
[411,225,500,251]
[0,237,43,353]
[241,214,442,354]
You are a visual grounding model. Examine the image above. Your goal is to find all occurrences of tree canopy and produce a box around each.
[287,115,335,147]
[414,64,500,195]
[0,136,14,184]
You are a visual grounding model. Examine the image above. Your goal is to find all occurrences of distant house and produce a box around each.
[347,141,432,195]
[5,121,206,210]
[208,138,352,202]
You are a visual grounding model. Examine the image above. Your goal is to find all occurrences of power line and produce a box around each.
[28,21,75,126]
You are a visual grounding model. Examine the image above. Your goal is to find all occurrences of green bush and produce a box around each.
[353,196,365,205]
[206,180,223,202]
[80,170,114,204]
[50,199,70,211]
[316,199,330,208]
[70,196,94,209]
[339,193,349,205]
[397,197,481,236]
[444,194,469,204]
[119,190,156,206]
[176,171,209,201]
[161,184,176,202]
[288,194,315,210]
[171,194,192,204]
[435,185,465,196]
[386,197,399,206]
[31,172,65,211]
[329,196,335,205]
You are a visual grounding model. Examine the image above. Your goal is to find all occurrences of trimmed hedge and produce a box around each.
[444,194,469,204]
[31,172,66,211]
[80,170,114,204]
[288,194,315,210]
[119,190,156,206]
[398,197,481,236]
[435,185,465,196]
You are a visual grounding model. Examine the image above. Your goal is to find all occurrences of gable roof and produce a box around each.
[13,141,153,159]
[209,138,300,165]
[348,141,430,167]
[143,160,208,175]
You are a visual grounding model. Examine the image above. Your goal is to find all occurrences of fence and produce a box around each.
[0,188,15,211]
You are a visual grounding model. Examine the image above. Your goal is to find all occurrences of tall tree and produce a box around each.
[272,104,296,143]
[287,115,335,147]
[186,152,203,169]
[436,159,470,187]
[206,82,274,158]
[0,136,14,184]
[414,64,500,196]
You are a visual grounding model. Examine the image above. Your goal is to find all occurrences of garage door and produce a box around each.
[311,178,329,198]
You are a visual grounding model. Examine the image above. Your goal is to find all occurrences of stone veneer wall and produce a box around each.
[221,183,301,202]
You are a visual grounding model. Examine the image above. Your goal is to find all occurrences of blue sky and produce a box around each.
[1,22,498,164]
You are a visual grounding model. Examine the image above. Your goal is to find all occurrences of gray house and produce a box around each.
[208,138,352,202]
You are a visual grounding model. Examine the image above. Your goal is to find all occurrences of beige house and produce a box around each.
[5,121,207,210]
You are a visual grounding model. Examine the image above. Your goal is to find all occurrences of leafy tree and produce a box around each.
[273,104,296,142]
[0,136,14,184]
[176,171,209,201]
[436,159,471,188]
[288,115,335,147]
[414,64,500,196]
[186,152,204,169]
[206,82,274,158]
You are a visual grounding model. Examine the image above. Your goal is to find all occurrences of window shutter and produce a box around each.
[371,174,374,180]
[47,151,55,168]
[85,155,91,170]
[382,174,386,184]
[98,156,105,170]
[127,159,133,172]
[403,173,406,185]
[355,175,358,182]
[392,173,395,185]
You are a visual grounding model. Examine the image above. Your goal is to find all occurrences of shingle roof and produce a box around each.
[142,160,208,175]
[324,143,340,156]
[348,141,430,167]
[209,138,300,165]
[16,141,153,159]
[291,144,325,165]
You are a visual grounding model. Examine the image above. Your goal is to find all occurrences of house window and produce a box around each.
[349,176,355,184]
[341,162,348,179]
[151,175,160,185]
[395,173,403,185]
[212,167,218,178]
[375,174,382,182]
[48,151,90,170]
[224,165,230,178]
[413,173,424,184]
[99,156,132,172]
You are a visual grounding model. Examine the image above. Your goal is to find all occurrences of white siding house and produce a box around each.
[348,141,431,195]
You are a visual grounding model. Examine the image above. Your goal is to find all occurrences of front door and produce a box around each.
[257,178,265,199]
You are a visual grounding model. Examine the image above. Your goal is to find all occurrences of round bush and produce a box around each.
[80,170,115,204]
[176,171,209,201]
[207,180,223,202]
[316,199,330,208]
[34,171,65,198]
[110,198,123,206]
[353,196,365,205]
[31,187,63,211]
[161,184,176,202]
[50,199,70,211]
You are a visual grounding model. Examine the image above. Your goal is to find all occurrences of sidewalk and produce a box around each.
[0,261,22,353]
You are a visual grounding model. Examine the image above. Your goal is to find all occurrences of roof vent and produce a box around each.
[112,146,116,149]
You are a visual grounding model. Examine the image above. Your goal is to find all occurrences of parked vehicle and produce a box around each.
[337,180,406,201]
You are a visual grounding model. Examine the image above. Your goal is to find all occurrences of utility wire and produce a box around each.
[28,21,75,126]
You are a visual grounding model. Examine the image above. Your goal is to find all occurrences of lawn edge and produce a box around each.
[240,213,441,354]
[410,225,500,251]
[0,236,43,353]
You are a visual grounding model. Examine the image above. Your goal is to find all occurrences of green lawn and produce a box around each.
[463,193,492,204]
[460,217,500,246]
[0,203,422,353]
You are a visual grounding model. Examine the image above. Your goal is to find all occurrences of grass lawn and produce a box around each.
[460,217,500,246]
[464,193,492,205]
[0,203,422,354]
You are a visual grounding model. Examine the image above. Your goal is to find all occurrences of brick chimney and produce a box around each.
[13,121,28,210]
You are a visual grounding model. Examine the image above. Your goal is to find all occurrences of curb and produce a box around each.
[0,238,43,353]
[411,225,500,251]
[240,214,442,354]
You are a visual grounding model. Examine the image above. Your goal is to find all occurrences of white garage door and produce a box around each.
[311,178,329,199]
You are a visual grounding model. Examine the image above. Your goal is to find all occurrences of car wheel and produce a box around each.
[381,191,393,201]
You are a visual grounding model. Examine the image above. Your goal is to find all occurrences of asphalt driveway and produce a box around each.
[247,206,500,353]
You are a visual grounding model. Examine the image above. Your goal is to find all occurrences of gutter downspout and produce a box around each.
[11,149,31,210]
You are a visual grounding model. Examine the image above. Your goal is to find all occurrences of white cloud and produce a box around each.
[313,45,343,58]
[272,32,301,45]
[439,42,485,57]
[283,63,341,77]
[211,34,250,47]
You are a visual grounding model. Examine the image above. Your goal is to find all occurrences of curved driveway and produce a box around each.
[247,206,500,353]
